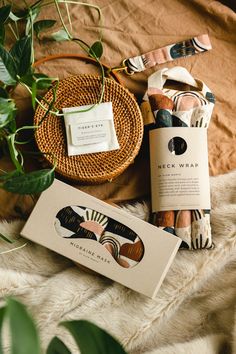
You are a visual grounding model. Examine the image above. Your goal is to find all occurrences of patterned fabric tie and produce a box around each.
[124,34,211,74]
[146,67,215,250]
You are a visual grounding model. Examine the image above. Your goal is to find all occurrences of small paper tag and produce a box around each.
[70,121,110,146]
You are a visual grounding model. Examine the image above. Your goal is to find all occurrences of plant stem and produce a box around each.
[20,82,59,116]
[37,1,103,40]
[73,38,105,104]
[0,167,7,174]
[65,2,73,32]
[15,138,33,145]
[15,125,39,134]
[54,0,72,39]
[0,242,28,255]
[20,79,98,117]
[7,23,18,40]
[28,8,35,64]
[6,136,23,172]
[60,0,103,41]
[32,0,52,9]
[31,0,44,8]
[72,37,90,52]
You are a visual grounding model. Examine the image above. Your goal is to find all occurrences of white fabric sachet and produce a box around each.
[63,102,120,156]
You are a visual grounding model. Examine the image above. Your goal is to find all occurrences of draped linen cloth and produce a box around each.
[146,67,215,249]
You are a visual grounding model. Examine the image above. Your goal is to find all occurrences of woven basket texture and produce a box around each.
[34,74,143,184]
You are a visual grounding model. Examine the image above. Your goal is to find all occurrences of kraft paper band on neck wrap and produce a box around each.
[125,34,212,74]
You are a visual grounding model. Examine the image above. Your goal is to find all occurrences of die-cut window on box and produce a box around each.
[55,206,145,268]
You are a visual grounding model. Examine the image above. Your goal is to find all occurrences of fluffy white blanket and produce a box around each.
[0,170,236,354]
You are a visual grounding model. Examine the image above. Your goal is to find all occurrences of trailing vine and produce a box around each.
[0,0,105,195]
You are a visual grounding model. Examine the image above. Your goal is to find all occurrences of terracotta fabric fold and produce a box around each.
[147,67,215,249]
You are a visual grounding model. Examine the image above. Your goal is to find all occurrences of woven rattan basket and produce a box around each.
[34,74,143,184]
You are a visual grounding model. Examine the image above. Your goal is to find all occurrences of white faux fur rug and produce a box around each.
[0,170,236,354]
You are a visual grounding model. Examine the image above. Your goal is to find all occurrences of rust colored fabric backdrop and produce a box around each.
[0,0,235,219]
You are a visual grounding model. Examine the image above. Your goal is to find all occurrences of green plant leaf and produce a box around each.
[89,41,103,59]
[0,232,14,243]
[47,337,71,354]
[20,73,34,87]
[0,25,5,45]
[0,97,16,128]
[6,134,23,172]
[31,81,37,109]
[0,87,8,98]
[7,118,17,133]
[21,73,54,102]
[0,169,21,181]
[0,45,17,85]
[25,6,41,36]
[21,73,44,87]
[29,75,55,109]
[61,320,127,354]
[3,168,55,194]
[34,20,56,39]
[9,11,24,22]
[0,5,11,25]
[0,306,6,354]
[10,36,32,77]
[6,298,41,354]
[36,76,55,90]
[51,29,70,41]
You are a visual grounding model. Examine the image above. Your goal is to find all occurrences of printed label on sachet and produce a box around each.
[149,127,211,211]
[70,121,110,146]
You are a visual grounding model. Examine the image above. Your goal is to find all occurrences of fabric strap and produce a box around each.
[124,34,212,74]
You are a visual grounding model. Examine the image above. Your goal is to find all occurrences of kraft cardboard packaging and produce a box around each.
[149,127,211,212]
[21,179,181,299]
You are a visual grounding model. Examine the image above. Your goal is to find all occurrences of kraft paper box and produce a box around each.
[21,179,181,298]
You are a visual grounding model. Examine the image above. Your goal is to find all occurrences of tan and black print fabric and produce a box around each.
[125,34,212,74]
[146,67,215,249]
[55,205,144,267]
